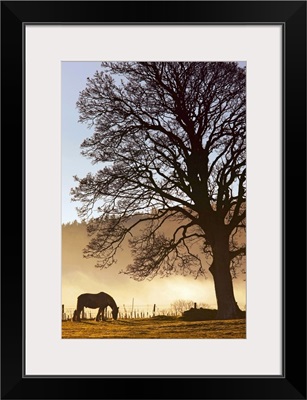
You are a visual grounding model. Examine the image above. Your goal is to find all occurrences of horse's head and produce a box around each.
[112,307,119,320]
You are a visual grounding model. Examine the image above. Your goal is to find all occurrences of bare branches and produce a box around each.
[72,62,246,280]
[124,223,206,281]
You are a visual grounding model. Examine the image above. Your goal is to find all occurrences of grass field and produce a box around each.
[62,316,246,339]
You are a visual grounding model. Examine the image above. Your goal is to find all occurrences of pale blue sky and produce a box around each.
[62,61,246,223]
[62,62,101,223]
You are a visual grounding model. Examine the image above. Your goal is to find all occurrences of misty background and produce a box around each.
[62,221,246,312]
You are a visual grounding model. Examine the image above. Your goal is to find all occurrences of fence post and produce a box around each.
[153,304,156,317]
[194,302,197,309]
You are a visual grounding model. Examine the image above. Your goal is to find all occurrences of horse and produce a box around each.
[72,292,119,322]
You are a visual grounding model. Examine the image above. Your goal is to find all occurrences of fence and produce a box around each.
[62,303,183,321]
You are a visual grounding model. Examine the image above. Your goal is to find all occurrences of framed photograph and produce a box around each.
[1,1,306,399]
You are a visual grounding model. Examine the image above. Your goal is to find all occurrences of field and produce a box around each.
[62,316,246,339]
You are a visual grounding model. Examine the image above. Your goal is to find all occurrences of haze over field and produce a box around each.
[62,221,246,311]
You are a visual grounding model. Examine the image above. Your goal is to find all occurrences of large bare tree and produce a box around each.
[72,62,246,319]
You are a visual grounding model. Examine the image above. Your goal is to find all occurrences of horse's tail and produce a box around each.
[72,297,80,321]
[73,297,84,322]
[76,297,83,313]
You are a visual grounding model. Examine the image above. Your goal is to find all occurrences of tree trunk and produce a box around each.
[210,235,243,320]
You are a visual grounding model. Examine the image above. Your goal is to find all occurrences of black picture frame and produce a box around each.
[1,1,306,399]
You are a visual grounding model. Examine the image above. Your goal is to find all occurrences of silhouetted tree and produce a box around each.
[72,62,246,319]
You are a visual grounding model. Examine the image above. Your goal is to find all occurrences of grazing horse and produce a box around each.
[73,292,119,322]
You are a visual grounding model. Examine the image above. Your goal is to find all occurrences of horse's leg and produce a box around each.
[101,307,106,321]
[77,307,82,322]
[96,308,102,322]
